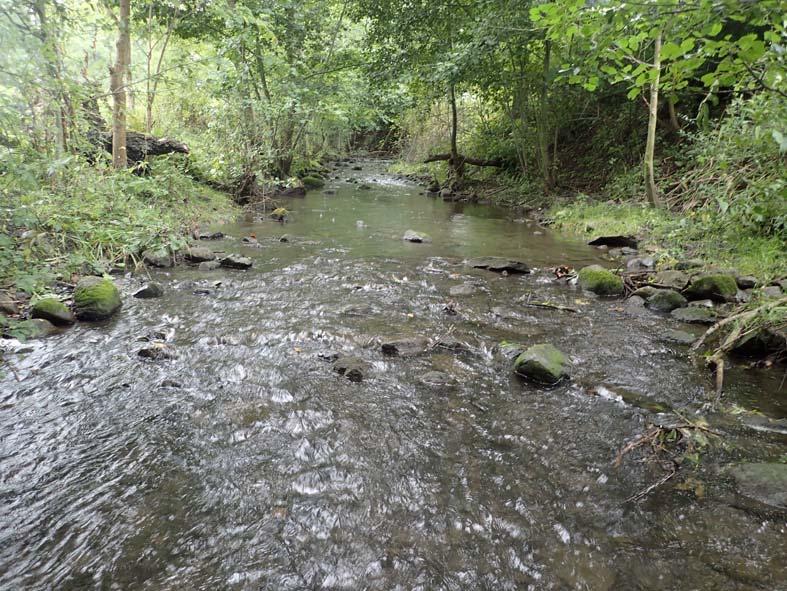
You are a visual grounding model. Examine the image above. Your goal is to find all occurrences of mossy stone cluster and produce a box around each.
[73,276,122,320]
[513,343,569,385]
[301,175,325,190]
[683,274,738,302]
[31,297,74,325]
[578,265,623,296]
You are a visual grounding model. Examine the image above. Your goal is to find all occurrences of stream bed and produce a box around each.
[1,161,785,590]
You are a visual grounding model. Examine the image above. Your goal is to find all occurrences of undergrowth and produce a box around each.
[0,151,236,295]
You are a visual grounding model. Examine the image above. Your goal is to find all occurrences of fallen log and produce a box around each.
[89,130,189,165]
[424,153,503,167]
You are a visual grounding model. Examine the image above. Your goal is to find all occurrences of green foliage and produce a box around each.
[0,150,236,294]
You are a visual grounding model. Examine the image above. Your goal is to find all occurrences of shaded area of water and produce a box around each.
[1,161,785,590]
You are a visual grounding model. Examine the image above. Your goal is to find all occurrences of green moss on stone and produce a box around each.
[31,297,74,325]
[74,276,122,321]
[514,343,569,385]
[302,175,325,190]
[683,274,738,302]
[271,208,288,221]
[578,265,623,296]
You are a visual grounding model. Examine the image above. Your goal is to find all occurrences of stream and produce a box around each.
[1,161,785,590]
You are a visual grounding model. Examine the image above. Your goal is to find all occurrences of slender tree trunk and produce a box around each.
[111,0,130,169]
[668,99,680,132]
[644,30,662,207]
[537,39,555,190]
[448,83,463,186]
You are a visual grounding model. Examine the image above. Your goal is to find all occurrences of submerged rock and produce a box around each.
[31,297,74,326]
[727,463,787,509]
[418,371,457,387]
[220,254,253,269]
[646,289,688,313]
[449,283,478,297]
[381,336,429,357]
[466,257,530,274]
[16,318,60,339]
[403,230,432,243]
[671,306,717,324]
[497,341,526,362]
[332,356,368,382]
[661,329,696,345]
[138,342,177,360]
[142,248,173,268]
[74,276,122,321]
[513,343,569,385]
[134,283,164,299]
[185,246,216,263]
[683,274,738,302]
[199,260,221,271]
[578,265,623,296]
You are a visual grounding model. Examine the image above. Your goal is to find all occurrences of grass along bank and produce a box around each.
[0,152,237,336]
[548,199,786,282]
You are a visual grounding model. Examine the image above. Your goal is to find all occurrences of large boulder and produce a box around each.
[466,257,530,274]
[683,274,738,302]
[645,289,688,313]
[73,277,122,321]
[31,297,74,326]
[578,265,623,296]
[514,344,569,385]
[727,463,787,509]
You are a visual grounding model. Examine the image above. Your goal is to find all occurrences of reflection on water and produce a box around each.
[1,160,784,590]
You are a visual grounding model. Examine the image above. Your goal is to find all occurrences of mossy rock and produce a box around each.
[646,289,687,313]
[301,175,325,190]
[683,274,737,302]
[270,208,288,221]
[513,343,569,385]
[74,276,122,321]
[31,297,75,326]
[578,265,623,296]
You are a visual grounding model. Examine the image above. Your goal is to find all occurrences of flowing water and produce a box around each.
[1,161,785,590]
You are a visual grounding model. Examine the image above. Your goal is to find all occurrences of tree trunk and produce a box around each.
[111,0,130,169]
[644,30,662,207]
[447,84,464,186]
[537,40,555,190]
[668,99,680,132]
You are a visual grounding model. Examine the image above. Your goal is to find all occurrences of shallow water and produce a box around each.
[1,161,785,590]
